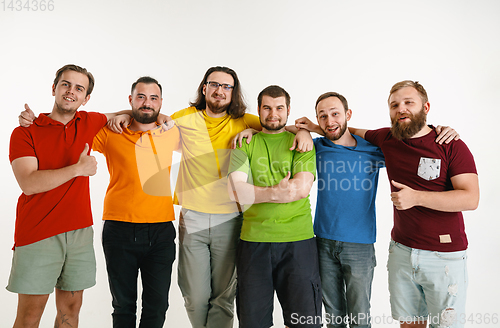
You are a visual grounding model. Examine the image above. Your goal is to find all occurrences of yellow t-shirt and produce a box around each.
[171,107,261,213]
[93,124,180,223]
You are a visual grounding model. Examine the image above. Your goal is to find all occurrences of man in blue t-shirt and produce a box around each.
[295,92,385,328]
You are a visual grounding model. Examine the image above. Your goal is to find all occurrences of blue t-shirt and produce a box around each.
[313,135,385,244]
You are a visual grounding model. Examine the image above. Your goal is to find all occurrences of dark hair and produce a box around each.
[388,80,428,104]
[190,66,247,119]
[315,92,349,113]
[131,76,162,96]
[54,64,95,96]
[257,85,291,108]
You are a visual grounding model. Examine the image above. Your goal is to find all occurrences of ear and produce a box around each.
[129,95,133,106]
[423,102,430,114]
[346,108,352,121]
[52,84,56,96]
[287,106,291,117]
[202,84,206,96]
[81,94,91,106]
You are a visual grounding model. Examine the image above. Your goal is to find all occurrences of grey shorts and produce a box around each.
[6,227,96,295]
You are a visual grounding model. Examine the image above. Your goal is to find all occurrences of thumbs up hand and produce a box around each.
[76,143,98,176]
[390,180,418,210]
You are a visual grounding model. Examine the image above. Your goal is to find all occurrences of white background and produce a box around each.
[1,0,499,327]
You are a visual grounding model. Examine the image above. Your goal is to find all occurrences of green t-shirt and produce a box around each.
[228,131,316,242]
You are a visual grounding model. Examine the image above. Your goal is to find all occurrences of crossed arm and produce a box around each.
[228,171,314,205]
[390,174,479,212]
[12,144,97,196]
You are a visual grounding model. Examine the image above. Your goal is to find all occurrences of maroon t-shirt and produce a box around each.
[366,127,477,252]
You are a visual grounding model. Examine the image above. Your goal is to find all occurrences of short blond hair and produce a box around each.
[388,80,428,104]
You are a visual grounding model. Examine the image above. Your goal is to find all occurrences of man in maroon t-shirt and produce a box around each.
[351,81,479,328]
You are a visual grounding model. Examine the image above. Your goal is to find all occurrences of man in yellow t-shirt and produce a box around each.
[93,77,180,328]
[171,66,261,328]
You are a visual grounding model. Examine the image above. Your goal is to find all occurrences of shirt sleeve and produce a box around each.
[292,146,316,179]
[244,114,262,130]
[365,128,390,148]
[9,127,36,162]
[228,145,250,176]
[92,126,108,154]
[448,140,477,177]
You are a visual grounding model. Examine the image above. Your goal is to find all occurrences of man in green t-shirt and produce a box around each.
[228,85,321,328]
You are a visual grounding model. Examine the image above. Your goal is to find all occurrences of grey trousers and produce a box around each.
[178,208,243,328]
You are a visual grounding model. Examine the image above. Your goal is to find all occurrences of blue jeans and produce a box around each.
[316,238,376,328]
[102,220,176,328]
[387,240,468,328]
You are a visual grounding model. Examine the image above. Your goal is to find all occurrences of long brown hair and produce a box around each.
[190,66,247,119]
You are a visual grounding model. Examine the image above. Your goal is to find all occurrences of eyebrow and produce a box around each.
[61,80,86,91]
[137,93,160,98]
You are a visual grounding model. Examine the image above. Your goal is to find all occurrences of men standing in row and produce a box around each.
[297,92,385,328]
[228,85,321,328]
[9,64,120,328]
[170,67,261,328]
[93,76,179,328]
[351,80,479,328]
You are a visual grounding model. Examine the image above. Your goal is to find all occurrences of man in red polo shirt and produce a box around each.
[8,64,126,328]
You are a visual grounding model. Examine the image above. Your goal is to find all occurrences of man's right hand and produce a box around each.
[107,114,131,134]
[295,116,318,133]
[19,104,36,127]
[231,128,259,149]
[76,144,97,177]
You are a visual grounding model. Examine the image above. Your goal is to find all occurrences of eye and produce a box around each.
[320,115,327,119]
[77,87,83,92]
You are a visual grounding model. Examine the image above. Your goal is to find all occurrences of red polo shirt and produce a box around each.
[9,111,107,247]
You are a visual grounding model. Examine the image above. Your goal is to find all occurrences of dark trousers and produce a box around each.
[102,220,176,328]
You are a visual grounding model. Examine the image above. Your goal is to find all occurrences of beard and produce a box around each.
[390,106,427,140]
[132,106,159,124]
[260,117,287,131]
[206,95,230,114]
[322,120,348,141]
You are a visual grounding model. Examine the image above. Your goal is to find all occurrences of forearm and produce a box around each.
[348,127,367,139]
[413,189,479,212]
[104,109,132,120]
[16,164,82,195]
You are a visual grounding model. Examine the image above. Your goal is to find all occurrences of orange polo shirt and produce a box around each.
[93,122,180,223]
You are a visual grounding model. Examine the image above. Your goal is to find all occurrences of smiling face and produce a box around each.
[52,70,91,114]
[129,82,162,124]
[316,96,351,142]
[202,71,234,114]
[389,86,430,140]
[258,95,289,133]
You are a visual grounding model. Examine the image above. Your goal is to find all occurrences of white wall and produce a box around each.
[0,0,499,327]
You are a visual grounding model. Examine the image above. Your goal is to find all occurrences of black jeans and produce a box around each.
[102,220,176,328]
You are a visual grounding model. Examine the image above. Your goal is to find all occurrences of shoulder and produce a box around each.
[171,106,197,119]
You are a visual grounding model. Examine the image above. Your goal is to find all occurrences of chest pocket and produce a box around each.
[417,157,441,181]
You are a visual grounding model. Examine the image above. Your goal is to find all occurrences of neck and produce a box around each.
[262,127,286,134]
[49,106,77,125]
[205,107,227,118]
[128,119,157,132]
[332,131,357,147]
[410,125,433,139]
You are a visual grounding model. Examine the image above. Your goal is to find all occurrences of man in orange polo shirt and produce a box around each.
[93,76,179,328]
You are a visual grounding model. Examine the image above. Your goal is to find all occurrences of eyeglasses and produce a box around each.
[206,81,234,92]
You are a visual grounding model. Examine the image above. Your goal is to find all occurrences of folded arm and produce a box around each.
[11,144,97,195]
[228,171,314,205]
[390,173,479,212]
